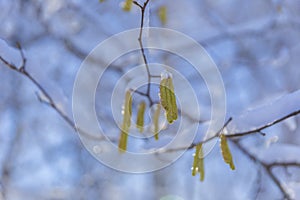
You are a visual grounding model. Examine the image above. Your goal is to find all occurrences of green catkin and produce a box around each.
[160,78,168,111]
[198,144,205,181]
[118,90,132,152]
[159,76,178,124]
[136,101,146,133]
[153,104,161,140]
[192,144,200,176]
[123,0,133,11]
[158,6,167,25]
[192,144,205,181]
[220,134,235,170]
[167,77,178,121]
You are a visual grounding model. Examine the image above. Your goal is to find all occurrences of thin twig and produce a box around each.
[133,0,154,105]
[130,88,148,97]
[269,162,300,168]
[161,107,300,153]
[0,44,105,141]
[160,117,233,153]
[150,75,161,78]
[227,109,300,138]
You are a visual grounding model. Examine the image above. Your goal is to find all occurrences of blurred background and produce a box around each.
[0,0,300,199]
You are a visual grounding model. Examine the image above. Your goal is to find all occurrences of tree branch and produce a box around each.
[162,108,300,153]
[133,0,154,106]
[227,109,300,138]
[0,44,106,141]
[158,117,233,153]
[269,162,300,168]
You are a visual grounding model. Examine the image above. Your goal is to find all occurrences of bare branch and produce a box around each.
[133,0,154,105]
[0,43,106,141]
[161,108,300,154]
[159,117,233,153]
[269,162,300,168]
[227,109,300,138]
[133,1,143,9]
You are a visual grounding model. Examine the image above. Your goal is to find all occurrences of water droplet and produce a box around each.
[284,117,297,131]
[265,136,279,148]
[93,145,102,154]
